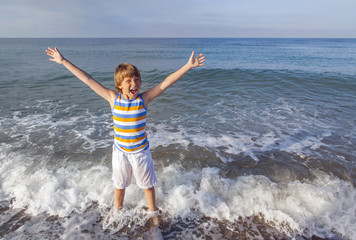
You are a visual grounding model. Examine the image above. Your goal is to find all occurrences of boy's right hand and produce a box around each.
[46,47,65,64]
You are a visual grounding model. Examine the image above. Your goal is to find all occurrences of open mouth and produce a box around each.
[130,89,138,95]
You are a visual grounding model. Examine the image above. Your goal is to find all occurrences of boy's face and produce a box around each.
[119,76,141,100]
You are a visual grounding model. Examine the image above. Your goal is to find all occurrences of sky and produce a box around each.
[1,0,355,38]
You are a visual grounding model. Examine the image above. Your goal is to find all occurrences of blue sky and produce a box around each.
[1,0,355,38]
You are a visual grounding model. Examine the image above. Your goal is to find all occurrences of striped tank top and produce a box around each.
[112,93,149,153]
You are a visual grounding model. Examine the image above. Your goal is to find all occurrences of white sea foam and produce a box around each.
[198,168,355,238]
[0,150,113,217]
[3,92,347,167]
[1,142,355,239]
[3,107,114,154]
[147,120,333,163]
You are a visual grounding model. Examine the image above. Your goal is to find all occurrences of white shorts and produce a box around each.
[112,146,157,189]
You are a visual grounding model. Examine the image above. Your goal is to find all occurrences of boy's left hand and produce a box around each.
[46,47,65,64]
[188,51,206,68]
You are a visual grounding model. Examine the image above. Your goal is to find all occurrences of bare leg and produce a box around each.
[144,187,156,211]
[114,188,125,210]
[144,187,161,227]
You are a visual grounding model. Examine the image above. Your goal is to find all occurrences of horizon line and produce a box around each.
[1,37,356,39]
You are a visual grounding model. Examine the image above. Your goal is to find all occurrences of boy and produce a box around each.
[46,47,205,212]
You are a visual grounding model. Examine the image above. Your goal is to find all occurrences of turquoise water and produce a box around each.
[0,38,355,239]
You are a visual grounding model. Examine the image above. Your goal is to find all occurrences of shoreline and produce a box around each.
[0,201,348,240]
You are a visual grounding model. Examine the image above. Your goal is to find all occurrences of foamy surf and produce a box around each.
[0,146,354,239]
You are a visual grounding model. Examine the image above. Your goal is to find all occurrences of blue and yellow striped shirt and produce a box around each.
[112,93,149,153]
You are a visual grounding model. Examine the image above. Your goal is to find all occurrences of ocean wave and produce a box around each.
[0,149,354,239]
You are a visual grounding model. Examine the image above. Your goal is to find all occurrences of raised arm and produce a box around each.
[142,51,205,106]
[46,47,117,107]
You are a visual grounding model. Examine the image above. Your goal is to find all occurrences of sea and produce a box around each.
[0,38,355,240]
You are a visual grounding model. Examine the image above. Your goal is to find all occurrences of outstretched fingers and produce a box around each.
[46,47,56,60]
[195,53,205,67]
[46,47,55,54]
[46,47,64,64]
[189,51,206,68]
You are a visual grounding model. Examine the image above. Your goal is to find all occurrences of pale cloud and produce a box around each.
[0,0,355,38]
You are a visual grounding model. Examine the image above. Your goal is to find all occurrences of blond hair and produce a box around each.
[114,63,141,93]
